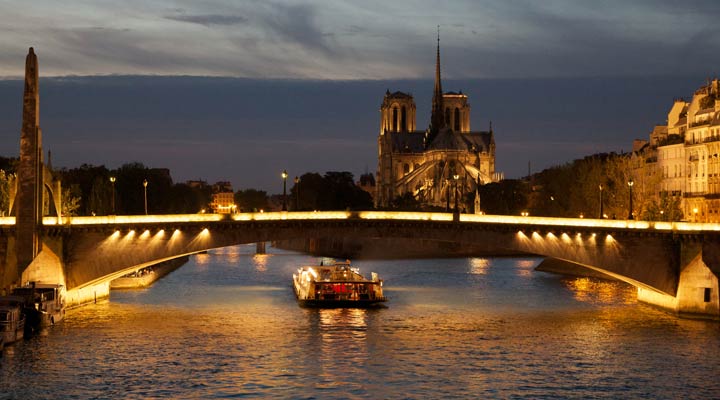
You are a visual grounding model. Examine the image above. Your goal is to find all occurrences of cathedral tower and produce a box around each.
[428,28,445,137]
[380,90,416,133]
[443,92,471,133]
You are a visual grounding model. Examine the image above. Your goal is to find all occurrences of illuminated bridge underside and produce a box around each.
[12,211,719,298]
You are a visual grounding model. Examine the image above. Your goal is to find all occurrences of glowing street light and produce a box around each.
[110,176,116,214]
[294,176,300,211]
[627,178,634,220]
[281,170,288,211]
[143,179,148,215]
[445,179,450,212]
[453,173,460,221]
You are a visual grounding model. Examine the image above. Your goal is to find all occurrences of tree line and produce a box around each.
[0,152,684,220]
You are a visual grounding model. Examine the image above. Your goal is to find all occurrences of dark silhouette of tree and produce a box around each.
[479,180,529,215]
[290,171,372,211]
[390,192,422,211]
[235,189,269,212]
[58,162,210,215]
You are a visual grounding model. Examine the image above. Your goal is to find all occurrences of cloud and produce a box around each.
[164,14,248,27]
[255,2,336,55]
[3,0,720,79]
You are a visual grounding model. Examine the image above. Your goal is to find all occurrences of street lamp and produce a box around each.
[109,176,116,214]
[453,173,460,221]
[445,179,450,212]
[294,176,300,211]
[281,170,288,211]
[143,179,148,215]
[627,178,634,220]
[599,184,604,219]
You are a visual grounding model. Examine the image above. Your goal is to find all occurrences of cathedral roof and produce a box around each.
[390,131,425,153]
[385,90,413,99]
[427,127,493,152]
[388,129,494,154]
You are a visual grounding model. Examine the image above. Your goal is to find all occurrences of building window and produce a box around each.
[704,287,712,303]
[454,107,460,131]
[401,106,407,132]
[392,107,398,132]
[403,163,410,175]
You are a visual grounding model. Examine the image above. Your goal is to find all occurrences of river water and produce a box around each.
[1,244,719,399]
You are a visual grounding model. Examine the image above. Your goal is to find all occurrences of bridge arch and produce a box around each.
[23,212,718,317]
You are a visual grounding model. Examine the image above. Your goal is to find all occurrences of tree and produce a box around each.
[0,170,10,216]
[479,179,529,215]
[390,192,422,211]
[235,189,269,212]
[61,187,82,216]
[290,171,373,211]
[166,183,211,214]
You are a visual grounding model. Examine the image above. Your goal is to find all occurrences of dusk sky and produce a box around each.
[1,0,720,192]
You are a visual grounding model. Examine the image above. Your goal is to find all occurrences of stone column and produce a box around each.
[15,47,42,277]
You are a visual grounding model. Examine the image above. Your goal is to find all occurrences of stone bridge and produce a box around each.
[1,211,718,319]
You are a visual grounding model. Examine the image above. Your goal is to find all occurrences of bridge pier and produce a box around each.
[637,242,719,320]
[65,282,110,308]
[256,242,266,254]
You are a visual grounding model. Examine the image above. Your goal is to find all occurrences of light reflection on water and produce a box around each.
[1,244,719,399]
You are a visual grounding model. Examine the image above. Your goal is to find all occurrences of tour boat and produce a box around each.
[293,260,387,307]
[0,296,26,347]
[11,283,66,334]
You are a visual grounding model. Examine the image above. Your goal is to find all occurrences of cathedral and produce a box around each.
[376,36,499,210]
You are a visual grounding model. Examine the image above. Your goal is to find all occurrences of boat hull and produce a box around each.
[297,298,387,308]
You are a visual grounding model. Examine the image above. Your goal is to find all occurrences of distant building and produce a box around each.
[376,35,500,209]
[186,180,209,189]
[636,79,720,221]
[210,181,235,214]
[357,173,375,202]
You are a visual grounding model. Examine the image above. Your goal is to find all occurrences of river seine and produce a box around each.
[1,244,719,399]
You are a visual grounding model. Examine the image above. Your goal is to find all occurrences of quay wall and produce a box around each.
[273,237,529,259]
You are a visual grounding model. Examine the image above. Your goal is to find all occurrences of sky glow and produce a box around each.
[1,0,719,79]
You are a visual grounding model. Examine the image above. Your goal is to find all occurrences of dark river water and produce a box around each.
[1,245,719,399]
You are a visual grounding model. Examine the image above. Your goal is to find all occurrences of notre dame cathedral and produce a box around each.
[376,36,499,210]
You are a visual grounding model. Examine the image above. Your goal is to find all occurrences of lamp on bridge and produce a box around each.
[143,179,148,215]
[627,178,634,220]
[599,184,604,219]
[110,176,116,215]
[445,179,450,212]
[281,170,288,211]
[453,173,460,222]
[294,176,300,211]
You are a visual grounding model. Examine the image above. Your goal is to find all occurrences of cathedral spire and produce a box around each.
[429,26,445,136]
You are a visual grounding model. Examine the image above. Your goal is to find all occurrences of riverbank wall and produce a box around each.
[273,237,529,259]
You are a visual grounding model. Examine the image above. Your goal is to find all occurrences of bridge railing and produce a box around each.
[19,212,720,233]
[0,212,710,233]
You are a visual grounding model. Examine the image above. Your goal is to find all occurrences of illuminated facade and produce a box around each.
[641,79,720,222]
[210,181,235,213]
[376,36,499,209]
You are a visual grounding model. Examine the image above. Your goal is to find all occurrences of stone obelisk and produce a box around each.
[15,47,43,276]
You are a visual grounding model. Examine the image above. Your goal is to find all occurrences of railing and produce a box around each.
[0,316,24,334]
[24,210,720,233]
[690,120,710,128]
